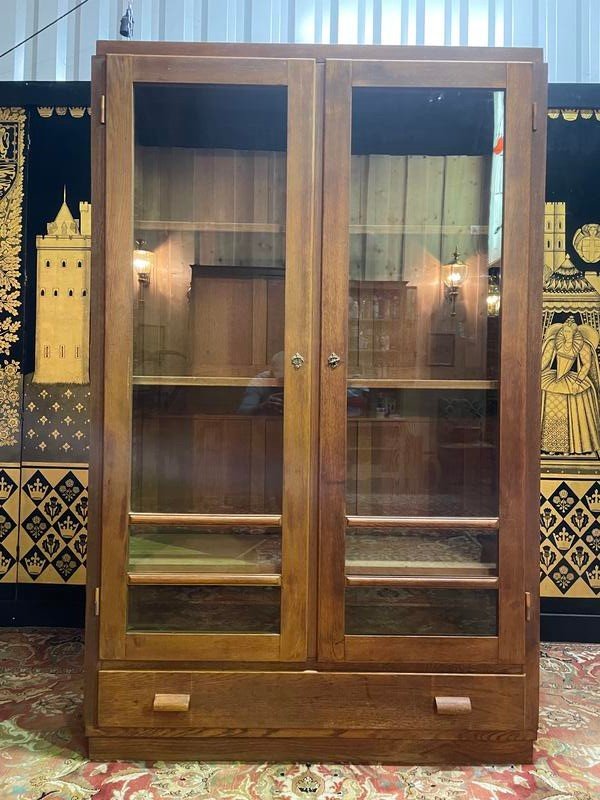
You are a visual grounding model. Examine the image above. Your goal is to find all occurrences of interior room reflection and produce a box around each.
[128,83,503,625]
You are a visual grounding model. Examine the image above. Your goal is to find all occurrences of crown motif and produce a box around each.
[586,488,600,513]
[58,517,77,540]
[27,477,47,502]
[69,106,86,118]
[37,106,53,118]
[0,553,11,575]
[0,476,13,501]
[24,552,45,576]
[586,564,600,589]
[553,526,575,551]
[562,109,579,122]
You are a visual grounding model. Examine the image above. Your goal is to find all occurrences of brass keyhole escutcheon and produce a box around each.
[291,352,305,369]
[327,352,341,369]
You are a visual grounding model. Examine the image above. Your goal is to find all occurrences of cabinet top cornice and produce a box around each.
[96,41,544,64]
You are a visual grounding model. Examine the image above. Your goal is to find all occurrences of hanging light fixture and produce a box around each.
[487,273,501,317]
[133,239,154,286]
[119,1,134,38]
[442,248,468,316]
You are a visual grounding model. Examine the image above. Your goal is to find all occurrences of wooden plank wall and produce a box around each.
[132,149,491,518]
[349,154,491,379]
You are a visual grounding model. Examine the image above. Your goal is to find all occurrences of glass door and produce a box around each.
[99,56,317,662]
[319,59,535,665]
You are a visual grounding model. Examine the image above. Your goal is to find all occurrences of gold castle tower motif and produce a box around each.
[33,190,91,384]
[544,202,566,282]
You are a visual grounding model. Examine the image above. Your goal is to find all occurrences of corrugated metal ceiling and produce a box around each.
[0,0,596,82]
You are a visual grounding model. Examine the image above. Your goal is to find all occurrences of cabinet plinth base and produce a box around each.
[88,735,534,765]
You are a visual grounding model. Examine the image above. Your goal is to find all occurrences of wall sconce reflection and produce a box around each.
[487,274,501,317]
[442,248,468,316]
[133,240,154,298]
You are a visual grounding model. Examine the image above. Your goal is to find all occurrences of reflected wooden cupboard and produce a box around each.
[86,42,547,764]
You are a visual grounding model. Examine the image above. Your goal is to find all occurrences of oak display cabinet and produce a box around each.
[86,42,546,764]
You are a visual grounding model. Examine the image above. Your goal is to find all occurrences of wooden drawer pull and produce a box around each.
[153,693,191,713]
[434,696,472,715]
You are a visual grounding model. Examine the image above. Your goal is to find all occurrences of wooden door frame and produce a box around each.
[97,54,318,662]
[318,58,541,667]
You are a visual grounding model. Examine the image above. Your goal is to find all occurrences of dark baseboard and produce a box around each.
[541,597,600,643]
[0,584,85,627]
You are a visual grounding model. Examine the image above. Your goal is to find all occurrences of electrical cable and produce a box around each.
[0,0,91,61]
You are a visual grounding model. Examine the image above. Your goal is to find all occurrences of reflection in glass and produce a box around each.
[349,88,504,382]
[346,389,498,516]
[346,528,497,577]
[128,585,280,633]
[129,526,281,574]
[345,587,497,636]
[131,386,283,513]
[133,84,287,379]
[130,84,288,524]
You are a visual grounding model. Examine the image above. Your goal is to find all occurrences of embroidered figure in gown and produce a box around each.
[540,316,600,455]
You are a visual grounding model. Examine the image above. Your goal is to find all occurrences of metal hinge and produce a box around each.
[525,591,531,621]
[94,587,100,616]
[532,102,538,131]
[100,94,106,125]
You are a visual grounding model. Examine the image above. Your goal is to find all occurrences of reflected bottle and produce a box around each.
[378,333,390,352]
[358,329,370,350]
[372,293,380,320]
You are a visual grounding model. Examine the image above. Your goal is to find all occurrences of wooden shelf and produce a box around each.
[128,572,281,586]
[191,264,285,279]
[345,575,499,589]
[136,220,284,233]
[136,221,485,236]
[130,513,282,527]
[347,379,498,390]
[133,375,283,387]
[346,516,499,529]
[346,561,496,577]
[349,223,488,235]
[349,318,402,323]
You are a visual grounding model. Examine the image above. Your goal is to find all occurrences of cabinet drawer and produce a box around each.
[98,670,526,731]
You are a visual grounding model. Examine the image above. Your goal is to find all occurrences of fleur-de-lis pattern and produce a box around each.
[22,379,90,460]
[17,466,87,584]
[541,478,600,596]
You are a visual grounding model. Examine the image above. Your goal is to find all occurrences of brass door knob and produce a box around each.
[291,352,305,369]
[327,352,341,369]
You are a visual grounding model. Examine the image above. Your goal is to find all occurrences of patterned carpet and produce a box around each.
[0,629,599,799]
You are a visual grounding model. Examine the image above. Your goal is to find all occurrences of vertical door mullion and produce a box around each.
[99,55,134,659]
[280,59,318,661]
[318,59,353,662]
[498,62,534,665]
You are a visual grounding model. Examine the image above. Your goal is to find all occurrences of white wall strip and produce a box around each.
[0,0,596,82]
